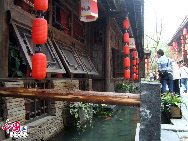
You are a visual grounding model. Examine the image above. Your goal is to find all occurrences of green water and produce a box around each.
[51,106,139,141]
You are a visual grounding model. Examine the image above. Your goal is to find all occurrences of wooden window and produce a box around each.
[73,15,85,43]
[75,49,98,75]
[14,0,34,14]
[12,22,66,74]
[24,82,49,121]
[53,40,87,74]
[54,3,71,35]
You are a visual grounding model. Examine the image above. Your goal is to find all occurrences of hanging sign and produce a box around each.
[129,38,135,49]
[80,0,98,22]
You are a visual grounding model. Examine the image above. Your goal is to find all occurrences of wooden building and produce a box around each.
[0,0,144,140]
[168,16,188,64]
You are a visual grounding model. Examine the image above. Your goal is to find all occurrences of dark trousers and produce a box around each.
[173,79,180,95]
[160,73,173,93]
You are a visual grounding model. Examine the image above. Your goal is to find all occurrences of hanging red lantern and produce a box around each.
[173,42,177,47]
[136,75,138,79]
[80,0,98,22]
[183,28,187,35]
[123,19,129,29]
[176,52,178,56]
[181,40,184,44]
[32,18,48,44]
[34,0,48,12]
[32,53,47,80]
[181,36,184,40]
[132,51,137,58]
[132,73,136,80]
[124,33,129,43]
[133,60,136,65]
[124,69,130,79]
[136,65,138,69]
[136,70,138,75]
[124,45,129,54]
[133,67,136,72]
[182,44,185,47]
[124,57,130,67]
[136,58,139,64]
[182,48,185,52]
[147,56,149,59]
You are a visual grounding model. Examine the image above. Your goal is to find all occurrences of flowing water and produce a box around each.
[51,106,139,141]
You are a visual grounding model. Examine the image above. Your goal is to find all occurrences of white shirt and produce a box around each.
[180,66,188,79]
[172,62,180,80]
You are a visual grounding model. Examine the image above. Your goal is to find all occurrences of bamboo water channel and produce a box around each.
[0,87,140,106]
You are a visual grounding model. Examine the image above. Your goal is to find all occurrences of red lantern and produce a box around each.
[133,67,136,72]
[123,19,129,29]
[176,52,178,56]
[34,0,48,12]
[173,42,177,47]
[136,58,139,64]
[147,56,149,59]
[132,51,137,58]
[136,75,138,79]
[133,73,136,80]
[133,60,136,65]
[182,48,185,52]
[124,69,130,79]
[181,40,184,44]
[136,70,138,75]
[124,57,130,67]
[80,0,98,22]
[32,53,47,80]
[181,36,184,40]
[183,28,187,35]
[32,18,48,44]
[136,65,138,69]
[124,45,129,54]
[182,44,185,47]
[124,33,129,43]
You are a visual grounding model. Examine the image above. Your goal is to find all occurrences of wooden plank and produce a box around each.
[0,87,140,106]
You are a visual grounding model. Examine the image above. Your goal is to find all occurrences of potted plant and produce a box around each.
[115,83,130,93]
[161,93,186,119]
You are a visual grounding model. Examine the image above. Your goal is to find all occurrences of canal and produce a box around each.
[51,106,140,141]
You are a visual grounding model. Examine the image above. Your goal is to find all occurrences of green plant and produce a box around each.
[8,42,26,77]
[161,93,186,112]
[116,83,130,92]
[69,102,98,129]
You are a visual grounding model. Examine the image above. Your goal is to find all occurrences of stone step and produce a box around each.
[161,124,188,132]
[161,130,180,141]
[171,117,188,127]
[177,132,188,141]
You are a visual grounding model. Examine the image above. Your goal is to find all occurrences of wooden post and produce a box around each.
[0,0,9,78]
[105,16,112,92]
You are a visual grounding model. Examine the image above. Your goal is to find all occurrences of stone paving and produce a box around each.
[161,92,188,141]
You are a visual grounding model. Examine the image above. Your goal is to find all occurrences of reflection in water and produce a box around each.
[51,106,139,141]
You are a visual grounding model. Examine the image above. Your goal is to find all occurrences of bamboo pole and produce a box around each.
[0,87,140,106]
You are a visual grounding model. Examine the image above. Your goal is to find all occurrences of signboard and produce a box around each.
[129,38,136,49]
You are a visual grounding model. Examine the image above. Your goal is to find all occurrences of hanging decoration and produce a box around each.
[32,53,47,80]
[123,17,130,80]
[183,28,187,35]
[80,0,98,22]
[124,45,129,55]
[34,0,48,12]
[124,57,130,68]
[124,69,130,79]
[132,73,136,80]
[32,0,48,80]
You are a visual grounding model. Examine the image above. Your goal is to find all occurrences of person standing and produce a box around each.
[172,60,180,95]
[157,49,173,93]
[180,63,188,93]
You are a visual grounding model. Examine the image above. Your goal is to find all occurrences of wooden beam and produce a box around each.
[0,87,140,106]
[0,0,9,78]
